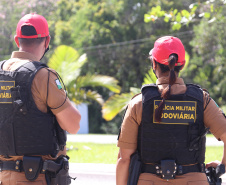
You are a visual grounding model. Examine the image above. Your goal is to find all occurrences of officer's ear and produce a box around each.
[153,61,157,70]
[150,57,156,70]
[45,35,51,49]
[14,36,20,48]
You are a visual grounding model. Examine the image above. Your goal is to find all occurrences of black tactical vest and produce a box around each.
[0,61,65,157]
[139,84,206,165]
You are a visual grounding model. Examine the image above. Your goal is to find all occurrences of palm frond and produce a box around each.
[70,89,104,106]
[48,45,87,86]
[76,75,121,93]
[102,92,137,121]
[142,68,157,85]
[130,87,140,94]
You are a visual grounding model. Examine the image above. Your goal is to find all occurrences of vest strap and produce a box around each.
[0,60,6,71]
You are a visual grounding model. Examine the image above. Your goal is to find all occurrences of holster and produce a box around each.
[127,152,141,185]
[44,155,73,185]
[206,164,225,185]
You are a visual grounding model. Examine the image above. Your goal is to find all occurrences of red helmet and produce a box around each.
[150,36,186,67]
[16,13,49,38]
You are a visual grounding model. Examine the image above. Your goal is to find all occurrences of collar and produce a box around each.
[11,51,40,62]
[156,76,185,85]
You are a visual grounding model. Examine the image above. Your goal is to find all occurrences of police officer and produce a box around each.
[0,13,81,184]
[116,36,226,185]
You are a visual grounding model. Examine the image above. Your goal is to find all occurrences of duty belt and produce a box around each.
[0,158,65,173]
[0,160,29,172]
[141,160,205,180]
[0,156,72,185]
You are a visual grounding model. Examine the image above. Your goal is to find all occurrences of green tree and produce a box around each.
[144,0,220,31]
[188,11,226,106]
[48,45,121,106]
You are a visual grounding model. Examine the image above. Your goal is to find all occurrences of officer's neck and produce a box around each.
[19,44,45,61]
[156,71,179,79]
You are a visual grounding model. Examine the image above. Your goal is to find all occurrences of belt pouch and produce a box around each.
[161,160,176,180]
[23,156,42,181]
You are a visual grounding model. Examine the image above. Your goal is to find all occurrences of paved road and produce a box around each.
[69,163,115,185]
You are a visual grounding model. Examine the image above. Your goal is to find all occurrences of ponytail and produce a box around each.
[155,54,178,122]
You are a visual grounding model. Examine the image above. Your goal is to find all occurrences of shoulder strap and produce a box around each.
[186,84,203,102]
[0,60,7,71]
[141,83,157,91]
[15,61,48,73]
[141,84,160,103]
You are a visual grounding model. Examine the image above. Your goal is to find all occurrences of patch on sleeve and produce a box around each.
[55,79,62,90]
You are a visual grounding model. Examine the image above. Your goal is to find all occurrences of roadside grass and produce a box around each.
[67,142,118,164]
[205,146,223,164]
[66,134,223,164]
[205,134,223,163]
